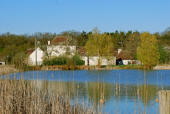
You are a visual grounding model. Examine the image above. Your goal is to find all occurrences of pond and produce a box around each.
[4,70,170,113]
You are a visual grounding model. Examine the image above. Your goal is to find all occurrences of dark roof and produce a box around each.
[26,48,34,55]
[116,51,135,60]
[51,36,67,45]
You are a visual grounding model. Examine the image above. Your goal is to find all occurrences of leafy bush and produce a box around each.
[100,65,106,68]
[43,56,67,66]
[43,55,85,66]
[72,55,85,65]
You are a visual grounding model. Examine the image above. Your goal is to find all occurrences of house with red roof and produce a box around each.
[47,36,76,58]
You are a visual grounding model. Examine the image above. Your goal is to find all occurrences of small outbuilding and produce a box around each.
[27,47,44,66]
[0,57,5,65]
[116,49,140,65]
[0,62,5,65]
[77,46,116,66]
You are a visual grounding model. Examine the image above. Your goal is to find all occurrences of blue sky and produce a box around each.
[0,0,170,34]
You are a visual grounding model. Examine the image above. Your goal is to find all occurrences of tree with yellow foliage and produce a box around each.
[137,32,160,69]
[85,28,113,67]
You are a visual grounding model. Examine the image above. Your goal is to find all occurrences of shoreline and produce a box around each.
[1,64,170,76]
[0,65,18,76]
[38,65,170,71]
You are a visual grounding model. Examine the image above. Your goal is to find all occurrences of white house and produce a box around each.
[47,45,76,57]
[47,36,76,58]
[28,47,44,66]
[27,36,117,66]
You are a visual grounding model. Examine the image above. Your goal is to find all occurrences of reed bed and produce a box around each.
[0,79,94,114]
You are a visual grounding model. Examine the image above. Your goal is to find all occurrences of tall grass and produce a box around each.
[0,70,166,113]
[0,79,94,114]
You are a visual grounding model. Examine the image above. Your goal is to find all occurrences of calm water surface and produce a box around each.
[6,70,170,113]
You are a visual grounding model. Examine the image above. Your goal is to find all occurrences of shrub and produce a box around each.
[72,55,85,65]
[43,56,67,66]
[43,55,85,66]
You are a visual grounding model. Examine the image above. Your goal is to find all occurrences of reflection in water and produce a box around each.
[5,70,170,113]
[139,85,157,105]
[87,82,112,105]
[30,80,167,113]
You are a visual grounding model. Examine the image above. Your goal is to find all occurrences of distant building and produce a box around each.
[116,49,140,65]
[77,46,116,66]
[47,36,76,57]
[0,62,5,65]
[0,57,5,65]
[82,56,116,66]
[27,47,44,66]
[26,36,117,66]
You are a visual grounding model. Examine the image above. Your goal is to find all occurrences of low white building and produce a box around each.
[116,49,141,65]
[82,56,116,66]
[0,62,5,65]
[28,47,44,66]
[77,46,116,66]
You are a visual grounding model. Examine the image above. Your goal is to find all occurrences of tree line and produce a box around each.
[0,28,170,68]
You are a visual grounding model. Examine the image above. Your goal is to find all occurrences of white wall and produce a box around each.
[28,47,44,66]
[47,45,76,57]
[122,60,132,65]
[122,60,141,65]
[0,62,5,65]
[82,56,116,66]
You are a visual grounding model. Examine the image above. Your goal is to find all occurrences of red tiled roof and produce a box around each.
[51,36,67,45]
[26,49,34,55]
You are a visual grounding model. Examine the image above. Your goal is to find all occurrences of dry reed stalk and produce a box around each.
[0,79,94,114]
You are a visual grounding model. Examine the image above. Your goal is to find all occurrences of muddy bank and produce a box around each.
[0,65,18,76]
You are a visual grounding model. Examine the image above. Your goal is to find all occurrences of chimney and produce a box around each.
[118,49,122,54]
[48,41,50,45]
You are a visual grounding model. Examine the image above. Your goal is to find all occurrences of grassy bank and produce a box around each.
[0,79,94,113]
